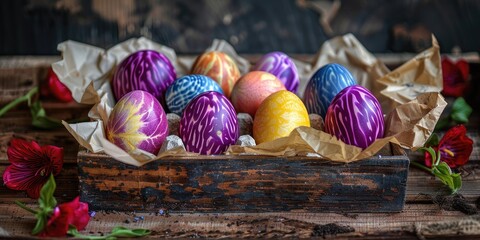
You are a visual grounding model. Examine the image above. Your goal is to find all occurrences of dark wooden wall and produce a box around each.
[1,0,479,55]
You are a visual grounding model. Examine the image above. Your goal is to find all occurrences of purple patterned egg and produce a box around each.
[179,91,239,155]
[112,50,176,108]
[106,90,168,155]
[324,85,384,149]
[251,52,299,93]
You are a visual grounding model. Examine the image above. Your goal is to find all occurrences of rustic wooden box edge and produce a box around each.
[77,144,409,213]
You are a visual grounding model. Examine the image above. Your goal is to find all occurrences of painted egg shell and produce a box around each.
[191,51,240,98]
[112,50,176,108]
[251,52,299,93]
[106,90,168,155]
[230,71,286,117]
[165,74,224,115]
[179,91,239,155]
[324,85,384,149]
[253,90,310,144]
[303,63,356,118]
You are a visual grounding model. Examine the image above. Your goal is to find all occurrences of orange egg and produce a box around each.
[230,71,286,117]
[253,90,310,144]
[191,51,240,97]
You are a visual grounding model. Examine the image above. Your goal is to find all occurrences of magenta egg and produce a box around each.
[251,52,299,93]
[112,50,176,108]
[106,90,168,155]
[324,85,384,149]
[179,91,239,155]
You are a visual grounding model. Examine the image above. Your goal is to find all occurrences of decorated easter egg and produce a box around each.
[303,63,356,118]
[253,90,310,144]
[112,50,176,108]
[165,74,224,115]
[106,90,168,155]
[324,85,384,149]
[251,52,299,93]
[179,91,239,155]
[230,71,286,117]
[191,51,240,97]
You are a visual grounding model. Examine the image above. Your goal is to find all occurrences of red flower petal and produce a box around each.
[438,125,473,168]
[47,68,73,103]
[39,197,90,237]
[456,59,470,81]
[41,145,64,175]
[39,206,72,237]
[3,139,64,199]
[7,139,45,165]
[3,165,48,198]
[67,197,90,230]
[441,57,468,97]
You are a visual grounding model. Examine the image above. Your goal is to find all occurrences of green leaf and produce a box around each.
[451,97,472,123]
[435,118,451,131]
[32,211,48,235]
[109,226,151,238]
[419,147,439,166]
[425,133,440,147]
[68,225,151,240]
[451,173,462,193]
[39,174,57,211]
[31,174,58,235]
[436,162,453,175]
[0,87,38,117]
[431,162,462,194]
[29,100,63,129]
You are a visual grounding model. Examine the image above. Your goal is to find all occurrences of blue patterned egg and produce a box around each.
[165,75,224,115]
[179,91,239,155]
[303,63,356,118]
[324,85,384,149]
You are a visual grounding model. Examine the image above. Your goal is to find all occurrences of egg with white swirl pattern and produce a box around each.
[165,75,224,115]
[106,90,168,155]
[179,91,239,155]
[303,63,356,118]
[324,85,384,149]
[251,52,299,93]
[112,50,176,109]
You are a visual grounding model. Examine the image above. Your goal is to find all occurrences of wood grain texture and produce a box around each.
[0,203,476,239]
[77,149,409,213]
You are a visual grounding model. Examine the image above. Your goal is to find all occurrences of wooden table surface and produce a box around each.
[1,55,480,239]
[0,102,479,239]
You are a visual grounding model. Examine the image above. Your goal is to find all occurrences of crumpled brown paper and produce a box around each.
[378,35,443,106]
[53,38,247,166]
[226,92,446,162]
[55,34,446,166]
[300,34,391,107]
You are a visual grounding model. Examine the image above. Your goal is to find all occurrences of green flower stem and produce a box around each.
[410,161,433,173]
[14,200,38,215]
[0,87,39,117]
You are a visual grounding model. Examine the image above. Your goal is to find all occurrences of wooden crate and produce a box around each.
[77,144,409,213]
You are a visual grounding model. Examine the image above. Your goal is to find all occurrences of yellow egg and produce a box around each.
[253,90,310,144]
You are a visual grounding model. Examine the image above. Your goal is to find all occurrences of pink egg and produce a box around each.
[230,71,286,117]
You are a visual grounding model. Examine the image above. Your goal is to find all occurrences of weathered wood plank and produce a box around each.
[77,149,409,213]
[0,203,475,239]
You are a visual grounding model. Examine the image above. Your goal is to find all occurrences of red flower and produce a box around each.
[2,139,63,198]
[47,67,73,102]
[425,125,473,168]
[39,196,90,237]
[441,57,469,97]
